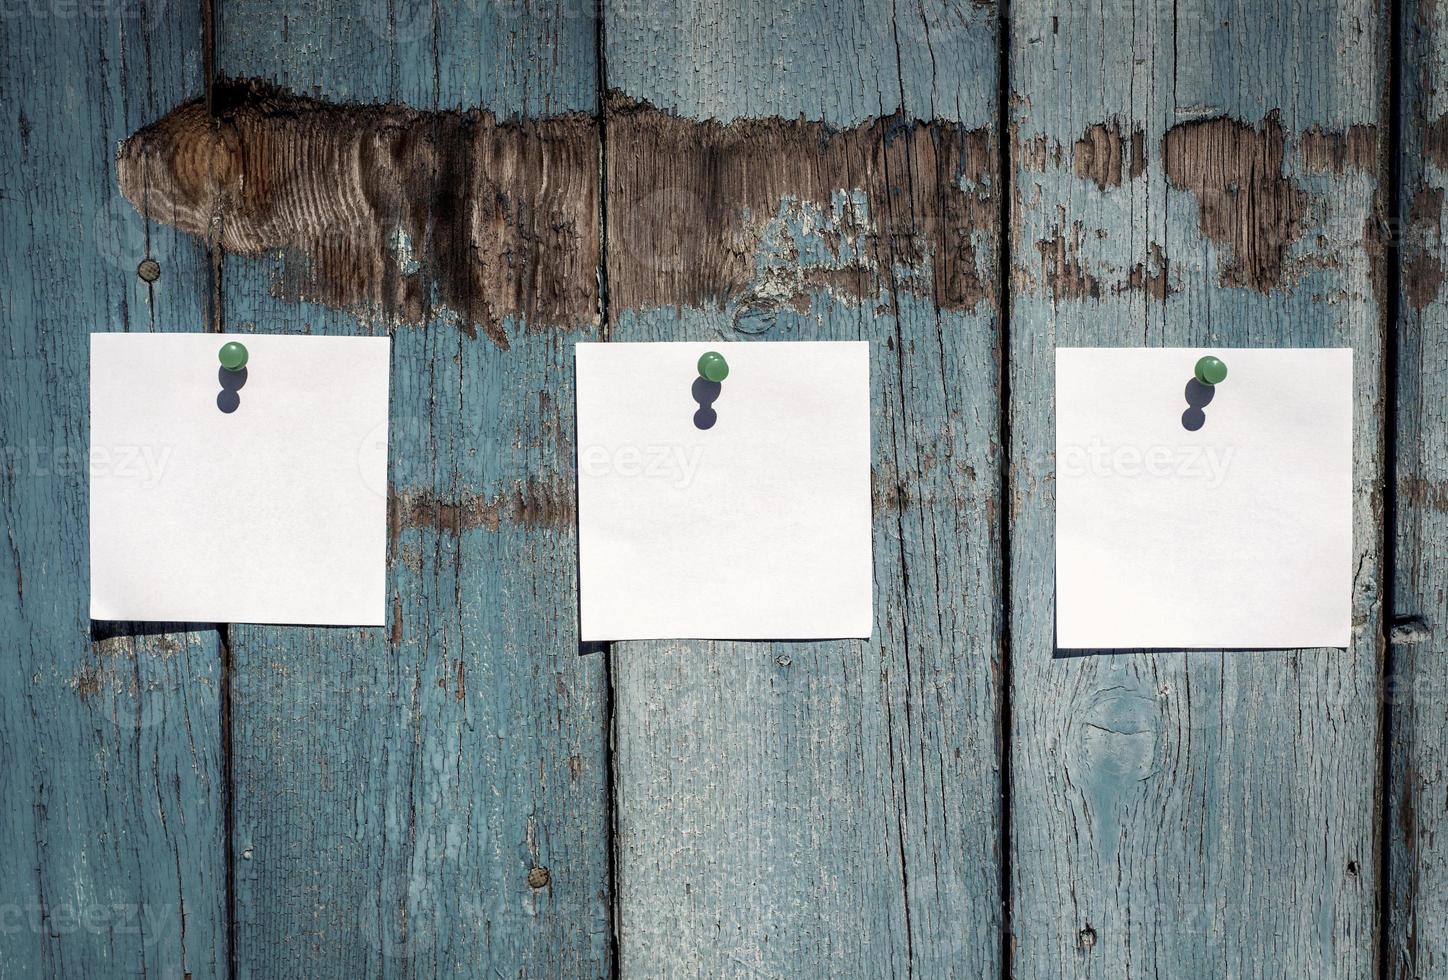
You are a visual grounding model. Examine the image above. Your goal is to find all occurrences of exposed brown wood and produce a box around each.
[1073,121,1124,189]
[1300,123,1379,172]
[390,481,575,540]
[1035,216,1101,300]
[118,80,599,350]
[1162,114,1307,292]
[117,82,998,344]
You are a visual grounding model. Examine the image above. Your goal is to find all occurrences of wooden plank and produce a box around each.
[203,2,609,975]
[0,3,228,978]
[1008,0,1386,975]
[1389,0,1448,973]
[604,2,1004,976]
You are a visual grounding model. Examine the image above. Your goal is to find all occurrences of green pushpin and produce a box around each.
[1194,354,1227,385]
[218,341,249,372]
[697,350,729,383]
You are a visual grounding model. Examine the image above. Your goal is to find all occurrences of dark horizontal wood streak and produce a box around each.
[117,85,997,345]
[120,79,599,350]
[604,94,996,315]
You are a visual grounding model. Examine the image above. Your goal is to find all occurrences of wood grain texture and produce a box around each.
[604,0,991,126]
[7,2,1445,976]
[1009,1,1387,976]
[213,2,610,977]
[1390,0,1448,974]
[0,3,228,978]
[604,2,1004,976]
[117,80,601,348]
[117,86,994,339]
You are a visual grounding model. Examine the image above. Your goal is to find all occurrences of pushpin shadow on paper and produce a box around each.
[217,365,247,413]
[575,341,873,641]
[692,377,721,430]
[1055,347,1353,650]
[1181,378,1214,431]
[90,333,391,626]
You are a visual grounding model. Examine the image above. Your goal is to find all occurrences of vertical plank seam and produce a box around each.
[201,0,215,115]
[596,0,611,343]
[1377,0,1404,975]
[996,0,1014,977]
[217,622,237,980]
[595,1,621,976]
[199,0,238,976]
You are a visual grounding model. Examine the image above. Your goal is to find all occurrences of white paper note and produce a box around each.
[1055,347,1353,649]
[575,341,873,641]
[90,333,391,625]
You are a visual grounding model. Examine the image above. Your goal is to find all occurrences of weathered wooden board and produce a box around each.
[203,1,611,976]
[604,2,1005,976]
[10,0,1448,976]
[1390,0,1448,974]
[1008,0,1387,976]
[0,3,228,978]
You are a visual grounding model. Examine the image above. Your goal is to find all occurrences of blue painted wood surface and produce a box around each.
[2,0,1445,977]
[1391,0,1448,974]
[1009,1,1386,976]
[0,4,228,978]
[604,2,1005,976]
[211,2,611,978]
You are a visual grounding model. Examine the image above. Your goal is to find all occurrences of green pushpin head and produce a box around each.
[1194,354,1227,385]
[218,341,249,372]
[697,350,729,383]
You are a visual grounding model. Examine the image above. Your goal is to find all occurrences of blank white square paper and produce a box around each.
[90,333,390,625]
[575,341,873,641]
[1055,347,1353,649]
